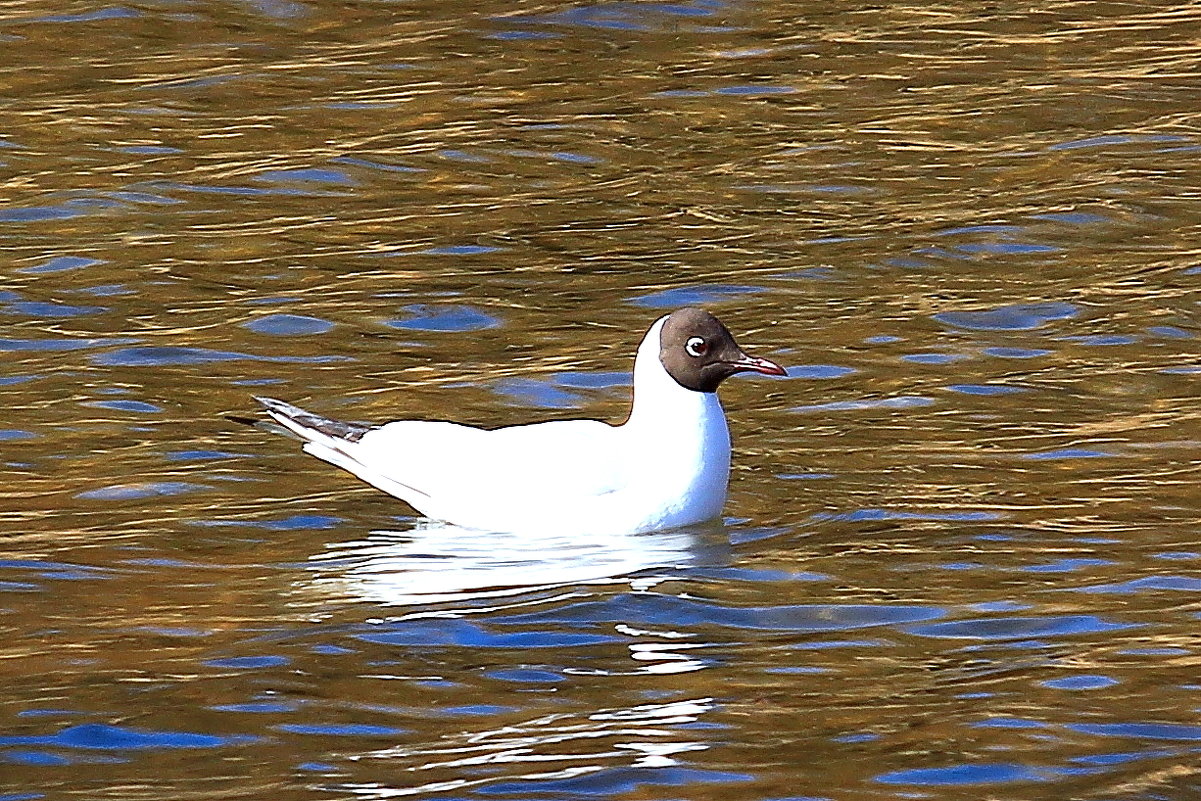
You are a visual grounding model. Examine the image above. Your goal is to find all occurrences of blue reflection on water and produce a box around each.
[86,399,162,414]
[1067,722,1201,740]
[116,145,182,155]
[791,395,933,413]
[1146,325,1192,339]
[1041,675,1118,690]
[331,155,424,173]
[1071,749,1174,766]
[1,196,123,221]
[211,702,297,713]
[499,596,945,633]
[492,377,583,409]
[907,614,1137,640]
[1031,211,1110,224]
[946,383,1025,395]
[156,180,341,197]
[714,85,795,95]
[91,345,349,366]
[983,346,1052,359]
[205,656,290,670]
[165,450,252,461]
[936,224,1023,236]
[934,302,1078,331]
[76,481,209,501]
[190,514,344,530]
[0,202,91,222]
[0,723,256,750]
[74,284,132,297]
[787,365,855,379]
[32,6,140,23]
[243,314,335,336]
[383,304,501,332]
[355,619,620,649]
[17,256,103,274]
[1060,334,1138,346]
[487,668,565,684]
[1049,133,1185,151]
[505,0,730,32]
[2,750,73,766]
[629,284,765,308]
[549,150,602,163]
[485,767,753,795]
[812,508,998,523]
[276,723,406,737]
[488,29,560,40]
[418,244,501,255]
[254,168,354,185]
[553,370,630,389]
[877,762,1051,785]
[1022,448,1111,460]
[0,560,113,581]
[901,352,969,364]
[972,717,1047,729]
[4,300,107,318]
[442,704,510,717]
[1021,558,1114,573]
[955,242,1060,255]
[1073,575,1201,594]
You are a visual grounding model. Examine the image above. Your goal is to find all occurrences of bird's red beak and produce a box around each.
[726,353,788,377]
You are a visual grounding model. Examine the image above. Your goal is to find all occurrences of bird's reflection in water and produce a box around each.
[306,520,727,606]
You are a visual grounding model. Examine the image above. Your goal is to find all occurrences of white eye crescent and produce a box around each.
[685,336,707,357]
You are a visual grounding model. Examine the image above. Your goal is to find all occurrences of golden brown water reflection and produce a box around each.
[2,0,1201,799]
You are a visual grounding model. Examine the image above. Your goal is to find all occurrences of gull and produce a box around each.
[256,307,785,536]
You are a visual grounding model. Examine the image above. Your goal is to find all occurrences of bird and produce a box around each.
[255,307,786,536]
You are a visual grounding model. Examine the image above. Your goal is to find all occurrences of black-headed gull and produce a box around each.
[256,307,785,536]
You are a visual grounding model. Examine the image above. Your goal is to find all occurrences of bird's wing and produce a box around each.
[355,417,628,506]
[256,397,631,524]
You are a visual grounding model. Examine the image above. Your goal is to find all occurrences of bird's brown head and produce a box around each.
[657,307,786,393]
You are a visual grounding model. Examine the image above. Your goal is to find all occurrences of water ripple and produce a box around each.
[934,302,1079,331]
[91,346,349,366]
[500,596,946,633]
[907,614,1137,640]
[792,396,933,413]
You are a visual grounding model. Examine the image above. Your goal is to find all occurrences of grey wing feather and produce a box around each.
[254,396,374,443]
[254,396,436,506]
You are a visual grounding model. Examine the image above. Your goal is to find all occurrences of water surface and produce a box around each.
[2,1,1201,799]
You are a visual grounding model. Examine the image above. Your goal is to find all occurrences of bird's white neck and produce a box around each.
[624,317,730,451]
[615,316,732,528]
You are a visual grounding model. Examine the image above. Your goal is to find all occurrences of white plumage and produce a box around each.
[257,309,784,536]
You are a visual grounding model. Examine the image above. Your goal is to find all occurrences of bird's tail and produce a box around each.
[253,396,433,507]
[254,396,374,444]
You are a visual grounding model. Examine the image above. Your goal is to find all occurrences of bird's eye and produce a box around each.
[685,336,708,357]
